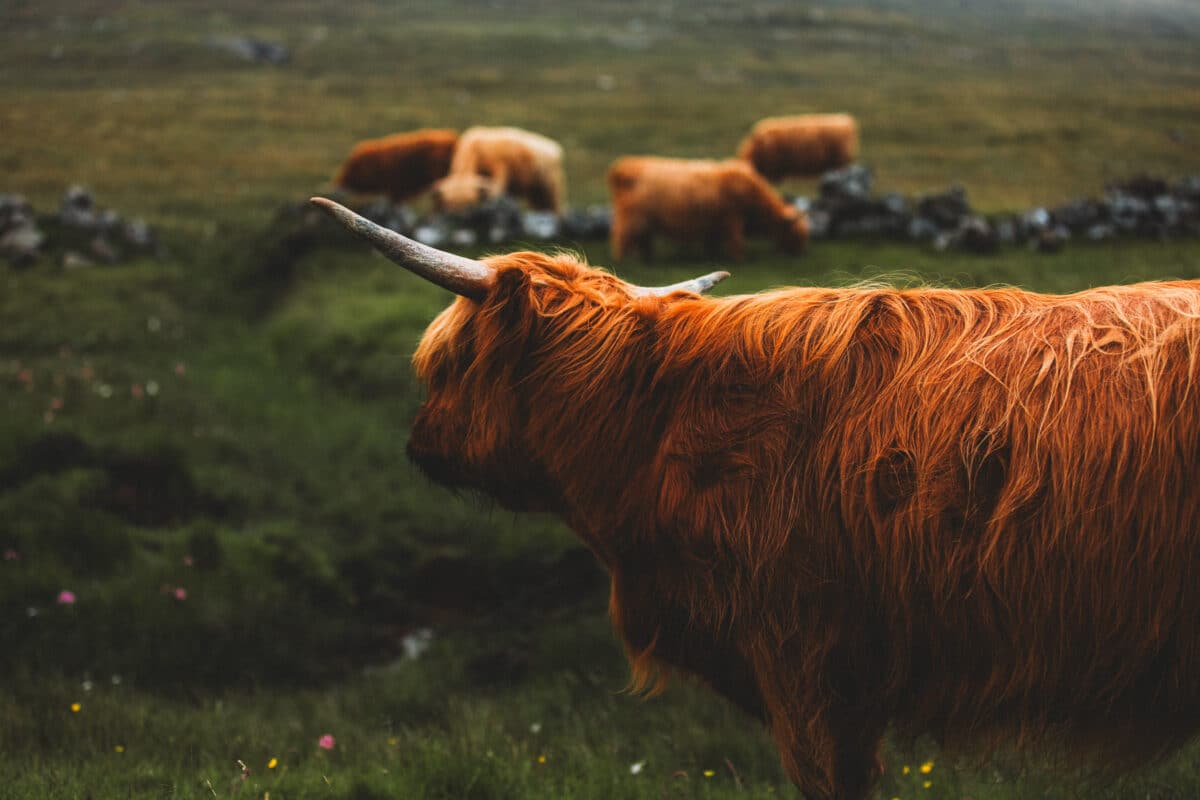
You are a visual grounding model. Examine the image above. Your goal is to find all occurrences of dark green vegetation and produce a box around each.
[2,0,1199,797]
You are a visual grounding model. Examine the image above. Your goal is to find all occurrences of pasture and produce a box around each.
[2,0,1200,797]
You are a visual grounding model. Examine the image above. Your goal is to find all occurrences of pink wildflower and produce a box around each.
[174,362,187,376]
[183,555,194,567]
[318,734,336,750]
[57,590,76,605]
[3,549,19,561]
[130,383,144,399]
[173,587,187,601]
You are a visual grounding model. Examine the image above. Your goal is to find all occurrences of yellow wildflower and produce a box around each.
[901,765,910,775]
[114,745,125,753]
[923,780,932,789]
[919,761,933,774]
[703,770,715,778]
[267,758,278,769]
[537,754,546,764]
[70,703,81,713]
[388,737,399,746]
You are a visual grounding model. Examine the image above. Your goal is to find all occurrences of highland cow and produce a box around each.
[333,129,459,203]
[314,196,1200,800]
[608,156,809,262]
[738,114,860,182]
[431,126,566,214]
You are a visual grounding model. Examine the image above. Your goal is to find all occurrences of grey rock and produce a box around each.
[361,199,416,235]
[209,35,290,65]
[1050,199,1105,233]
[916,185,970,228]
[559,206,611,240]
[1176,176,1200,201]
[993,216,1019,245]
[907,216,939,242]
[521,211,560,240]
[60,184,98,228]
[807,209,833,239]
[819,164,873,201]
[449,228,477,248]
[0,194,34,232]
[880,192,908,216]
[1022,207,1051,235]
[1,224,45,266]
[413,224,448,248]
[1154,194,1181,227]
[956,216,997,254]
[121,218,156,250]
[1108,193,1149,232]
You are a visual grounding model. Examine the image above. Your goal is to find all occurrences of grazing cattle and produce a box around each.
[608,156,809,262]
[738,114,860,182]
[313,196,1200,800]
[333,129,459,203]
[431,126,566,214]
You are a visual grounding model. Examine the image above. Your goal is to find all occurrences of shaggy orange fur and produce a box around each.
[407,251,1200,799]
[607,157,809,262]
[333,129,459,202]
[738,113,860,182]
[431,126,566,213]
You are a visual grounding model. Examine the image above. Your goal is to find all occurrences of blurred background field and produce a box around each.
[2,0,1200,797]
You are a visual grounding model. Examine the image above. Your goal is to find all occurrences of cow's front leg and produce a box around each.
[771,701,886,800]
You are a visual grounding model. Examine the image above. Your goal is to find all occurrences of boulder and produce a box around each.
[559,205,611,240]
[915,185,970,229]
[819,164,873,201]
[956,215,998,254]
[1,224,45,267]
[521,210,560,240]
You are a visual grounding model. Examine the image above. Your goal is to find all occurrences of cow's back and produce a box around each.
[739,113,859,180]
[451,126,562,173]
[608,157,739,235]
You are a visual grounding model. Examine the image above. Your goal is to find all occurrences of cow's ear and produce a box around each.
[491,266,532,305]
[480,266,537,354]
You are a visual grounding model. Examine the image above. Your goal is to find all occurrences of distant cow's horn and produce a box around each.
[310,197,496,299]
[633,270,730,297]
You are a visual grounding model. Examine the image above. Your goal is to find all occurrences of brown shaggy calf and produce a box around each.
[608,156,809,262]
[431,126,566,214]
[315,196,1200,800]
[333,129,459,203]
[738,113,860,181]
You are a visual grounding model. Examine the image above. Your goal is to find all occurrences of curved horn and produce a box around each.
[310,197,496,300]
[632,270,730,297]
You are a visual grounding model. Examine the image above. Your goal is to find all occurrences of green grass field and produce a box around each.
[3,1,1200,797]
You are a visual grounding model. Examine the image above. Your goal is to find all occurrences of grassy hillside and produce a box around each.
[2,1,1200,798]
